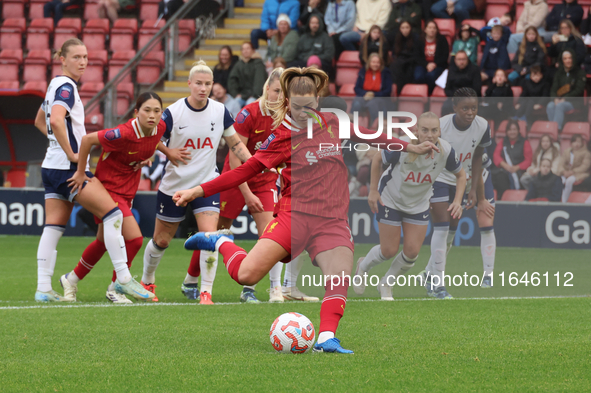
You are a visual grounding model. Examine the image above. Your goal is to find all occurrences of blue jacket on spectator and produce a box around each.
[354,67,393,97]
[481,39,511,71]
[260,0,300,31]
[324,0,356,35]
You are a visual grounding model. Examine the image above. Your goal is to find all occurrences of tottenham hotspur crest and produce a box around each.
[160,203,164,213]
[211,121,215,131]
[471,138,477,148]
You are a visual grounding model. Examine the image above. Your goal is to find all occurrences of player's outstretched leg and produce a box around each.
[282,254,319,302]
[185,230,234,252]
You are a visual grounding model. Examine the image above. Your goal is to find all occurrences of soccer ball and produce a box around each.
[269,312,315,354]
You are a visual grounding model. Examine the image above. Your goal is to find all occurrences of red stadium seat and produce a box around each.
[29,0,47,19]
[0,49,23,82]
[178,19,196,52]
[137,51,165,85]
[139,0,161,21]
[83,1,101,20]
[485,5,512,22]
[398,84,428,114]
[567,191,591,203]
[429,86,447,117]
[22,80,48,93]
[2,0,25,19]
[495,119,527,139]
[85,113,104,132]
[561,122,590,143]
[138,179,152,191]
[117,82,135,101]
[501,190,527,201]
[80,82,105,95]
[529,120,559,140]
[109,51,136,84]
[110,19,139,52]
[138,20,165,51]
[337,83,356,97]
[0,81,19,90]
[6,169,27,187]
[433,19,455,42]
[337,51,362,68]
[516,5,525,22]
[1,18,26,50]
[80,50,107,83]
[54,18,82,50]
[23,49,51,83]
[335,67,358,87]
[26,18,54,51]
[82,19,110,51]
[329,83,336,95]
[463,19,485,30]
[51,58,62,78]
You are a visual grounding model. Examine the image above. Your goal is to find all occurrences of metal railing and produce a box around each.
[85,0,233,128]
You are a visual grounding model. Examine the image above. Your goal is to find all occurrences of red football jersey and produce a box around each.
[95,118,167,199]
[222,100,277,189]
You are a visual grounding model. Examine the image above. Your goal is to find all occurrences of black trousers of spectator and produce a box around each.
[331,33,345,63]
[391,59,416,95]
[492,168,524,200]
[251,29,268,49]
[44,0,82,25]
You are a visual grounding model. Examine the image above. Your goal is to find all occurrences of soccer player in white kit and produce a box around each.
[141,61,252,303]
[33,38,154,302]
[353,112,466,300]
[423,87,494,299]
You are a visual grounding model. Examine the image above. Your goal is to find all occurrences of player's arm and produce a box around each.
[35,106,47,136]
[67,132,100,193]
[368,150,384,214]
[450,168,466,219]
[157,142,190,167]
[224,130,252,163]
[50,105,78,163]
[466,146,484,210]
[229,133,264,213]
[476,171,495,218]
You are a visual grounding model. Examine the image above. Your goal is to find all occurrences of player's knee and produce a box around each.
[381,245,398,259]
[154,237,170,249]
[237,270,259,286]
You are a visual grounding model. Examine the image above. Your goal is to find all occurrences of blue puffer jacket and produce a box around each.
[481,39,511,71]
[260,0,300,31]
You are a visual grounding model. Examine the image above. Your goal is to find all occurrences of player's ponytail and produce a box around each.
[260,67,284,114]
[269,67,329,129]
[407,112,442,163]
[54,38,85,60]
[189,60,213,80]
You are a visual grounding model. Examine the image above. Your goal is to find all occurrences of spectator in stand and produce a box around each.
[383,0,423,44]
[251,0,300,50]
[525,158,564,201]
[452,24,480,65]
[141,151,167,191]
[266,14,299,68]
[481,25,511,82]
[324,0,356,61]
[445,50,481,97]
[213,46,239,91]
[272,56,288,69]
[298,0,327,34]
[44,0,84,25]
[508,26,547,84]
[211,83,242,117]
[507,0,550,53]
[546,48,586,130]
[520,134,560,188]
[514,65,550,124]
[480,69,514,123]
[351,53,393,125]
[581,5,591,40]
[430,0,474,24]
[558,134,591,202]
[548,19,586,68]
[288,15,335,72]
[359,25,390,66]
[415,20,449,94]
[227,42,268,107]
[492,119,533,199]
[390,21,422,93]
[480,13,513,44]
[339,0,392,51]
[97,0,135,23]
[546,0,584,33]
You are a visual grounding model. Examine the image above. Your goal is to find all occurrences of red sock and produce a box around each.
[74,239,107,280]
[319,276,349,334]
[219,242,248,284]
[111,237,143,282]
[187,250,201,277]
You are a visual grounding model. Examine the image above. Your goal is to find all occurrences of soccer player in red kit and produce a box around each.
[60,92,187,302]
[175,67,438,353]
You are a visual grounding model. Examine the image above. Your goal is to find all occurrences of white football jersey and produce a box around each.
[380,137,462,214]
[435,114,491,192]
[41,76,89,171]
[158,98,235,196]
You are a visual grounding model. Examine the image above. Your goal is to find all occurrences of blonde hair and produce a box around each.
[260,67,284,114]
[269,67,329,129]
[189,60,213,80]
[365,52,384,71]
[407,112,441,163]
[54,38,85,60]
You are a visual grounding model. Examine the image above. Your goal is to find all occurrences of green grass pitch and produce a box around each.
[1,235,590,392]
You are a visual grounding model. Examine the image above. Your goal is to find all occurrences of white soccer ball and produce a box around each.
[269,312,316,354]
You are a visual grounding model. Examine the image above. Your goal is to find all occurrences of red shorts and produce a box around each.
[219,183,277,220]
[94,193,134,224]
[260,211,354,265]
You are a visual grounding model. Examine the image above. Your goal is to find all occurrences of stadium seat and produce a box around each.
[329,83,336,96]
[0,81,19,90]
[495,119,527,139]
[337,51,362,68]
[501,190,527,201]
[82,19,110,51]
[137,51,165,85]
[139,0,161,21]
[1,18,26,50]
[433,19,455,45]
[85,113,104,132]
[567,191,591,203]
[335,67,358,87]
[2,0,26,19]
[178,20,196,52]
[26,18,54,51]
[529,121,559,140]
[398,84,428,114]
[0,49,23,82]
[22,80,48,93]
[110,19,138,52]
[23,49,51,83]
[337,83,356,97]
[429,86,447,117]
[29,0,47,19]
[138,178,152,191]
[54,18,82,50]
[51,58,63,78]
[81,50,108,84]
[109,51,136,84]
[516,5,525,22]
[117,82,135,101]
[463,20,486,30]
[83,1,101,20]
[561,122,590,143]
[80,83,104,117]
[485,5,511,22]
[5,169,26,187]
[138,20,166,51]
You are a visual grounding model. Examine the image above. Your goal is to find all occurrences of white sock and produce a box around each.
[142,239,166,284]
[480,227,496,276]
[283,253,305,288]
[427,225,449,287]
[317,331,335,344]
[243,285,255,290]
[37,225,65,292]
[384,252,417,282]
[269,262,283,288]
[108,281,116,291]
[215,236,232,251]
[359,245,389,273]
[446,229,456,255]
[102,208,131,284]
[67,271,80,285]
[199,250,218,294]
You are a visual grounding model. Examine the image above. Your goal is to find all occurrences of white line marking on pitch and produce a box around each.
[0,295,589,310]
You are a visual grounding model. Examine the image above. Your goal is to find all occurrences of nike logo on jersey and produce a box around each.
[254,129,265,133]
[179,126,188,129]
[293,141,303,150]
[212,201,219,205]
[128,151,139,154]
